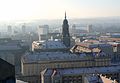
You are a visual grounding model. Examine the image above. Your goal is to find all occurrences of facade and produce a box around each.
[20,51,111,83]
[99,36,120,42]
[108,42,120,53]
[87,24,93,33]
[38,33,61,41]
[22,24,26,33]
[41,65,120,83]
[38,25,49,41]
[71,24,76,36]
[62,12,70,47]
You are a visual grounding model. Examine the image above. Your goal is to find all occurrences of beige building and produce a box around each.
[20,51,111,83]
[19,39,114,83]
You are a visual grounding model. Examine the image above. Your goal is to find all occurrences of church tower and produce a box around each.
[62,12,70,47]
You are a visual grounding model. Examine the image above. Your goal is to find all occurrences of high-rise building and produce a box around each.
[7,25,12,34]
[62,12,70,47]
[38,25,49,41]
[22,24,26,33]
[87,24,93,33]
[71,24,76,35]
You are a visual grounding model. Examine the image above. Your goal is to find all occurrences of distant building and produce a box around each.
[111,33,120,38]
[108,42,120,53]
[71,24,76,36]
[62,12,70,47]
[0,32,1,37]
[22,24,26,33]
[39,33,61,41]
[0,58,15,83]
[70,24,88,37]
[38,25,49,41]
[19,13,119,83]
[7,25,12,34]
[87,24,93,33]
[108,42,120,63]
[99,36,120,42]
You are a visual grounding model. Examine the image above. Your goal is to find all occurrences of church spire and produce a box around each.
[62,12,70,47]
[65,11,66,19]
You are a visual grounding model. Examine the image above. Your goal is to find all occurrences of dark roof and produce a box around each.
[0,58,15,80]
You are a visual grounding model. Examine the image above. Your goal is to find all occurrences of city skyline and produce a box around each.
[0,0,120,21]
[0,1,120,82]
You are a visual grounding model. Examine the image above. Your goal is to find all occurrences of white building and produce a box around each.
[38,25,49,41]
[87,24,93,33]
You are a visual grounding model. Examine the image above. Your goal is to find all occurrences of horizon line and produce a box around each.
[0,16,120,22]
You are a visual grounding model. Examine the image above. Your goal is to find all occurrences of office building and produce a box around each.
[38,25,49,41]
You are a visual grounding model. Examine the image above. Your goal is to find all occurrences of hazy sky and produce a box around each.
[0,0,120,21]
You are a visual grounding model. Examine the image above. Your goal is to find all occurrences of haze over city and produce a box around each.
[0,0,120,21]
[0,0,120,83]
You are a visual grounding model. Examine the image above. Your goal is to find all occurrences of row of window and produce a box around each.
[23,60,110,75]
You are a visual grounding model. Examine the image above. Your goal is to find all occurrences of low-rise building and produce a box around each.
[71,42,113,56]
[41,65,120,83]
[32,40,69,52]
[20,51,111,83]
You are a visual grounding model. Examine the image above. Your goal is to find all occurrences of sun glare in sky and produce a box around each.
[0,0,120,21]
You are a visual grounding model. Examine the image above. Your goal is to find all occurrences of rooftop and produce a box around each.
[101,76,116,83]
[33,40,66,49]
[85,74,103,83]
[22,51,109,63]
[22,52,78,63]
[0,45,21,51]
[42,65,120,76]
[76,42,112,49]
[0,38,22,51]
